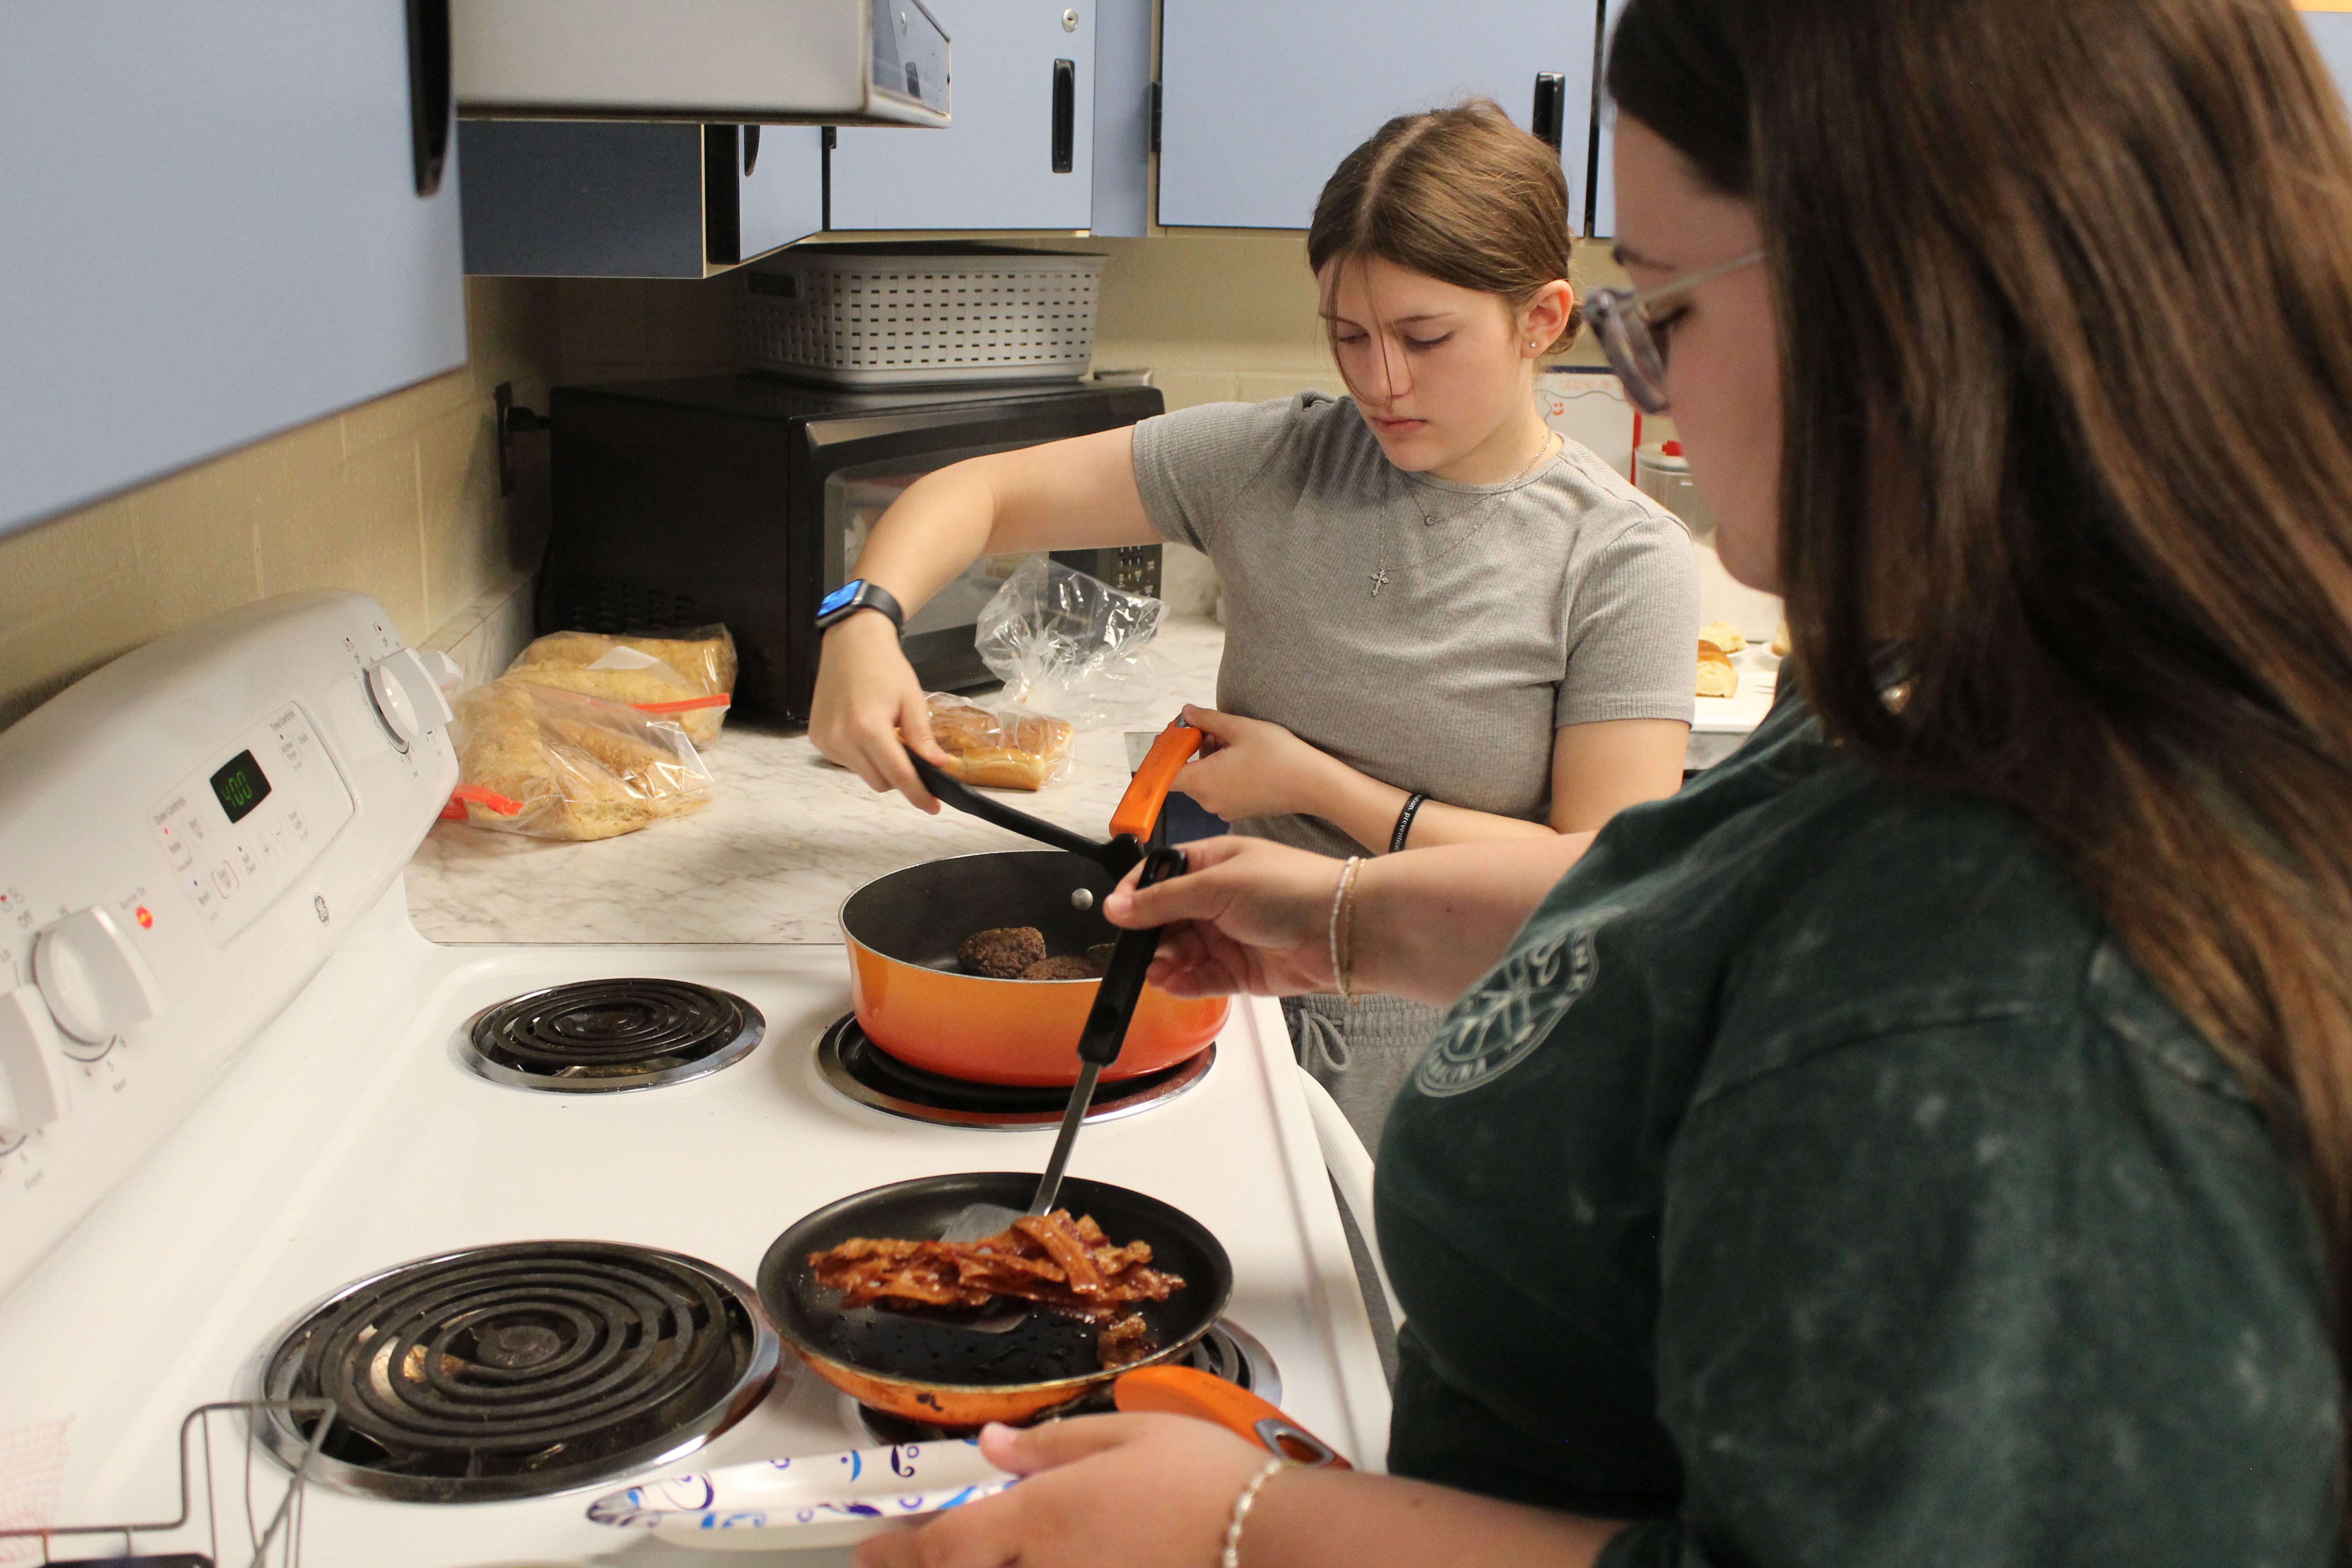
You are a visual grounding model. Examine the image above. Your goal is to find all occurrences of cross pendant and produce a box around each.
[1369,565,1391,598]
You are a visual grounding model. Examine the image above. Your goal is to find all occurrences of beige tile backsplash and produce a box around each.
[0,230,1633,730]
[0,277,560,730]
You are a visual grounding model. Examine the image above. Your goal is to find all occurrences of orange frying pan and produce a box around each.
[838,720,1229,1085]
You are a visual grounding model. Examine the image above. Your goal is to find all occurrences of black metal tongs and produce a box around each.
[904,723,1200,1266]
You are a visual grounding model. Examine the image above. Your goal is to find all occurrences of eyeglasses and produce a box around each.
[1585,250,1764,415]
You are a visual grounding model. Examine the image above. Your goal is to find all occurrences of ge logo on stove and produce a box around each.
[1414,906,1617,1098]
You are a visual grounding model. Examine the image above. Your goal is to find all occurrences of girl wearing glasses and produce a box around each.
[858,0,2351,1565]
[812,101,1699,1144]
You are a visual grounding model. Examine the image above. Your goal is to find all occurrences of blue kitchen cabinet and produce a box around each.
[1088,0,1154,236]
[2305,6,2352,110]
[0,1,466,537]
[725,126,832,262]
[1591,0,1621,238]
[829,0,1100,231]
[459,121,825,276]
[1156,0,1603,231]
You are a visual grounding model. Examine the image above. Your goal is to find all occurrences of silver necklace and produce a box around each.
[1371,431,1561,598]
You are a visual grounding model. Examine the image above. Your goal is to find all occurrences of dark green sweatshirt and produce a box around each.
[1376,691,2340,1567]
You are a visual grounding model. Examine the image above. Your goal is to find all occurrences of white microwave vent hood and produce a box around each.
[452,0,950,125]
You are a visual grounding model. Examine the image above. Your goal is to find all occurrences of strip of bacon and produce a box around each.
[1015,1213,1108,1297]
[1096,1311,1155,1370]
[808,1210,1184,1325]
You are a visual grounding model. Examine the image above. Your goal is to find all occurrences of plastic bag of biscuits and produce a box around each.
[502,626,737,747]
[921,692,1074,791]
[444,677,715,841]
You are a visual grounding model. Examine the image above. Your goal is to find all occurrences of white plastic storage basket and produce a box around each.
[735,242,1107,388]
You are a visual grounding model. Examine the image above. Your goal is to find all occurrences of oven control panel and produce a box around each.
[150,703,354,943]
[0,590,456,1298]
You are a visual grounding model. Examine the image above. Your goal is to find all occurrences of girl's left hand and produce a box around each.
[853,1414,1267,1568]
[1173,705,1340,824]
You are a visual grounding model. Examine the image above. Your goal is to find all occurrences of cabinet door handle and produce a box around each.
[1532,71,1566,151]
[743,122,762,175]
[705,126,743,265]
[406,0,452,196]
[1052,58,1077,173]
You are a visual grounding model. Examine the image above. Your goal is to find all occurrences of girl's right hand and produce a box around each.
[1103,837,1345,997]
[808,613,947,813]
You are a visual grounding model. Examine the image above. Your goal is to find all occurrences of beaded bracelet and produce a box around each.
[1327,856,1364,1001]
[1221,1456,1296,1568]
[1388,792,1428,854]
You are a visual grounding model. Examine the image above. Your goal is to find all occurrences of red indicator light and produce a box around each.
[135,906,153,929]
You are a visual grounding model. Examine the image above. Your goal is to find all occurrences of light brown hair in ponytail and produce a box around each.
[1307,98,1582,354]
[1612,0,2352,1446]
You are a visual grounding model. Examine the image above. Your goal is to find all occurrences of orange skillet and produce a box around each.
[838,718,1228,1085]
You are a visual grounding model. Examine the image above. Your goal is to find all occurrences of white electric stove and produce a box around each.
[0,591,1387,1567]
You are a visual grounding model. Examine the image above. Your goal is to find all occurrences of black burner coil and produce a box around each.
[261,1241,775,1501]
[470,979,757,1078]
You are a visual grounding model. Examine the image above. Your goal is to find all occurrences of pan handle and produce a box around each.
[909,752,1112,863]
[1073,846,1186,1068]
[1108,719,1204,842]
[1113,1366,1352,1469]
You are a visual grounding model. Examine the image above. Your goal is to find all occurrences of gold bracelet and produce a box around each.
[1328,856,1363,1001]
[1221,1456,1295,1568]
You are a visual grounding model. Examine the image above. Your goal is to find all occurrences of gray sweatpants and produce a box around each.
[1282,991,1444,1151]
[1283,991,1439,1387]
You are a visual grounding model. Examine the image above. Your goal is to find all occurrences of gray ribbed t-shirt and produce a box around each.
[1132,392,1698,857]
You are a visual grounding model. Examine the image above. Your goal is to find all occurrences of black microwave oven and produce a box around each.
[541,375,1165,720]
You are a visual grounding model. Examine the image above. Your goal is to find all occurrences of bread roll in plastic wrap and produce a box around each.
[923,693,1074,791]
[1696,639,1739,699]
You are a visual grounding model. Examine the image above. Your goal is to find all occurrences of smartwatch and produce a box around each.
[816,579,906,634]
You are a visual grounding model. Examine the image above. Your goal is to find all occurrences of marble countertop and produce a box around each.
[405,616,1229,945]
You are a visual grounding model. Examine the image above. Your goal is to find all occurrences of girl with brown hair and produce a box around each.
[812,101,1699,1141]
[854,0,2351,1564]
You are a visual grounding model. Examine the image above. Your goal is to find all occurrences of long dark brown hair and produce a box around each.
[1612,0,2352,1437]
[1308,99,1583,357]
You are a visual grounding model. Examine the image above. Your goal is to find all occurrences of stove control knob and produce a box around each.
[34,906,166,1044]
[418,647,464,696]
[366,648,455,750]
[0,986,70,1136]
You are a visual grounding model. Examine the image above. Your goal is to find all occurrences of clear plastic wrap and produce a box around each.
[973,557,1166,730]
[503,626,737,747]
[445,677,715,841]
[922,692,1073,791]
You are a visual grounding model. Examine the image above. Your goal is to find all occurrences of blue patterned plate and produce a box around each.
[586,1439,1017,1552]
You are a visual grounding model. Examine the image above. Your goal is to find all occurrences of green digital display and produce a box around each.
[209,750,272,825]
